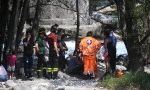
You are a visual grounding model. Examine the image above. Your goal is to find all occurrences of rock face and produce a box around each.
[41,0,90,25]
[29,0,119,36]
[32,0,102,36]
[92,12,117,25]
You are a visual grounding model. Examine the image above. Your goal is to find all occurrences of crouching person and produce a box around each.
[79,31,101,79]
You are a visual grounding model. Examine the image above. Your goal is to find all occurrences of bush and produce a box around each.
[98,72,150,90]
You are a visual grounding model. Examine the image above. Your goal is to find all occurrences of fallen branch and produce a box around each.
[96,4,112,11]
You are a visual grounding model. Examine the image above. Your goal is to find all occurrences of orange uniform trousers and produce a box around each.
[82,54,97,75]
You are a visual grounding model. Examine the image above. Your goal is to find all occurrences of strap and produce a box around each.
[53,68,59,72]
[37,69,42,72]
[42,67,47,70]
[47,68,52,72]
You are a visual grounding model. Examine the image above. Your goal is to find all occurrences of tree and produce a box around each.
[32,0,43,40]
[74,0,80,56]
[6,0,21,51]
[114,0,126,37]
[0,0,9,64]
[112,0,150,71]
[15,0,30,51]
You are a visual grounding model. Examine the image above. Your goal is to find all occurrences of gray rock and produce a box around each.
[5,80,17,87]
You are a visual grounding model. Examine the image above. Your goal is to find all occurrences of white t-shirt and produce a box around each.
[97,46,106,60]
[100,46,106,60]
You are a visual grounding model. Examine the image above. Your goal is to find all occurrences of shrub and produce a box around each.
[98,72,150,90]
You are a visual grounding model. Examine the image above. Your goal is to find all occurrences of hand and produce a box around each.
[24,42,28,46]
[57,48,60,52]
[66,48,68,51]
[33,53,36,56]
[57,53,59,57]
[27,37,31,41]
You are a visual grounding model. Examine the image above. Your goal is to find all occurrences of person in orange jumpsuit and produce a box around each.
[79,31,101,79]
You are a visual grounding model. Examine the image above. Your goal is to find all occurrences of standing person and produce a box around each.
[101,30,117,74]
[35,28,48,78]
[47,24,59,79]
[79,31,101,79]
[7,50,16,80]
[56,28,64,42]
[23,28,34,78]
[58,34,68,72]
[109,30,117,74]
[52,24,59,28]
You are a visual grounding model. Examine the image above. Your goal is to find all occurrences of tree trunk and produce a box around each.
[32,0,42,40]
[0,0,9,64]
[125,0,144,71]
[115,0,126,38]
[142,0,150,66]
[6,0,21,51]
[74,0,80,55]
[15,0,30,52]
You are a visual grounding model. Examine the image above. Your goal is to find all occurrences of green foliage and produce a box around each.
[109,11,118,16]
[132,4,145,35]
[133,5,144,19]
[145,0,150,14]
[98,72,150,90]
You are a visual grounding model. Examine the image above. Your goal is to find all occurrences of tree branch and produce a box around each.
[139,30,150,44]
[57,0,70,8]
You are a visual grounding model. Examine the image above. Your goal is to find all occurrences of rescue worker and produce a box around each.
[35,28,48,78]
[47,24,59,79]
[79,31,101,79]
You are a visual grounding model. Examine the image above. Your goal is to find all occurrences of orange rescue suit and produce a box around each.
[79,36,101,75]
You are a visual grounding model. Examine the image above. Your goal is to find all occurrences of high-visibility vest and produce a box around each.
[79,37,101,55]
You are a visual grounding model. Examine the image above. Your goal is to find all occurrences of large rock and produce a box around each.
[6,80,17,87]
[92,12,117,25]
[40,23,101,36]
[40,19,76,25]
[39,0,90,25]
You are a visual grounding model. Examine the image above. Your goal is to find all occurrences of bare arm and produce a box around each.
[33,43,39,55]
[103,38,109,58]
[104,38,108,49]
[54,42,59,57]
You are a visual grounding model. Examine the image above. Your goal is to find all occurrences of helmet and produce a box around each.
[116,70,123,78]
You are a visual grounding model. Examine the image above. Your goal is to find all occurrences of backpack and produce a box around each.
[0,65,8,81]
[109,32,117,47]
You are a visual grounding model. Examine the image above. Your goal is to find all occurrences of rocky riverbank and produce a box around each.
[0,70,107,90]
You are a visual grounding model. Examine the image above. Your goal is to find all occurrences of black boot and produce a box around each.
[52,72,58,79]
[43,69,47,78]
[90,74,95,79]
[47,72,52,79]
[37,70,42,78]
